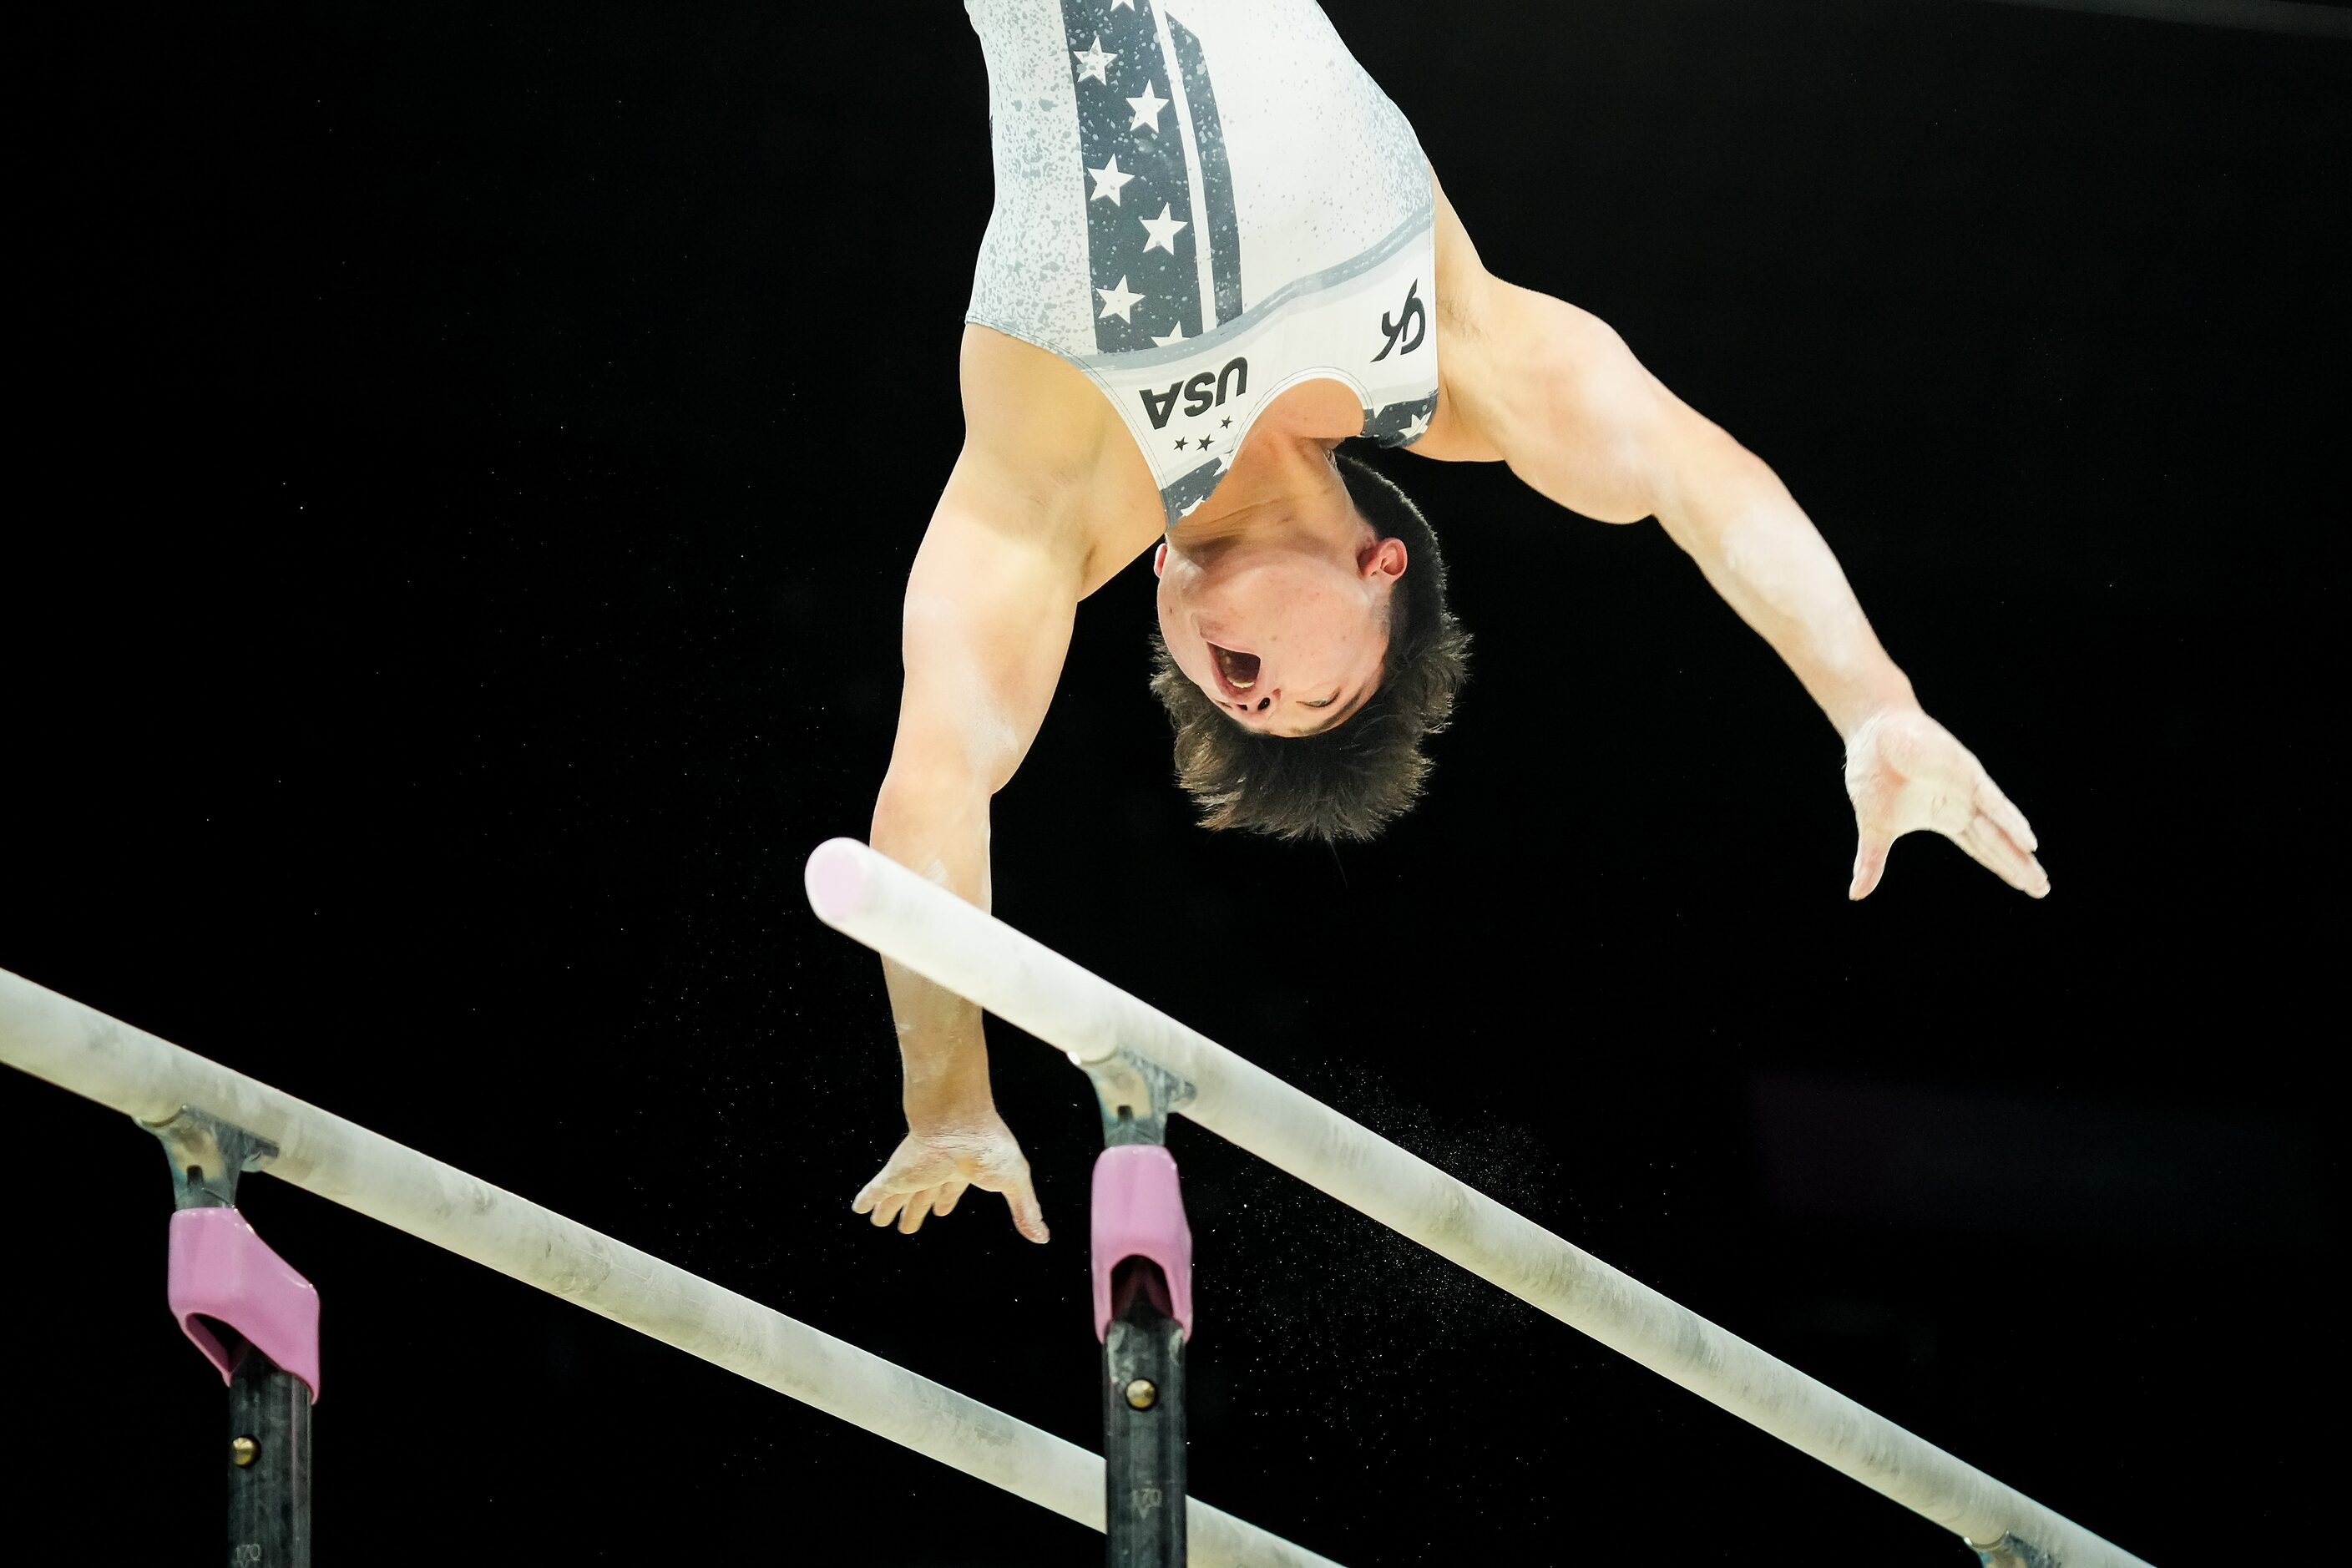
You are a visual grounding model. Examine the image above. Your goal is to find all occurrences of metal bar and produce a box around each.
[0,965,1341,1568]
[151,1106,316,1565]
[802,837,2156,1568]
[1105,1262,1186,1568]
[227,1355,312,1567]
[1090,1053,1189,1568]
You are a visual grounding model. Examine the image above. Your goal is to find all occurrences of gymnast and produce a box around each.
[853,0,2047,1242]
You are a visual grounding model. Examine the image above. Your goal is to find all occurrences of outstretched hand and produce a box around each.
[1843,707,2048,900]
[852,1105,1050,1243]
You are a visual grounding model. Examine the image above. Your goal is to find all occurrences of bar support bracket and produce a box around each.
[146,1105,316,1567]
[1090,1048,1192,1567]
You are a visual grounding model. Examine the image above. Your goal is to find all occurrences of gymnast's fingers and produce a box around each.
[970,1142,1050,1243]
[1959,814,2050,898]
[898,1189,937,1235]
[1006,1182,1050,1244]
[975,1161,1049,1244]
[867,1189,908,1228]
[1975,778,2040,854]
[851,1173,886,1217]
[1849,827,1894,902]
[933,1178,968,1217]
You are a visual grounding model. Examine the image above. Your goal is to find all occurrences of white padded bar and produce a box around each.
[0,965,1340,1568]
[804,837,2152,1568]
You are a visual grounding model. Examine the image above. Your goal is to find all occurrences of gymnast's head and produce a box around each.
[1150,451,1470,841]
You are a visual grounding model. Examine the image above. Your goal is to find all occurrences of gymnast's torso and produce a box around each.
[963,0,1442,526]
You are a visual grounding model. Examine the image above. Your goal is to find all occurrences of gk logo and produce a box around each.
[1138,356,1250,430]
[1373,280,1426,362]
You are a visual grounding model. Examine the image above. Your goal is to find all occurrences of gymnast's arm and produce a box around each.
[854,340,1095,1242]
[1415,178,2046,899]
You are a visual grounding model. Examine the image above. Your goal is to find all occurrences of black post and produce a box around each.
[1103,1257,1186,1568]
[1088,1052,1194,1568]
[227,1353,314,1566]
[149,1107,317,1568]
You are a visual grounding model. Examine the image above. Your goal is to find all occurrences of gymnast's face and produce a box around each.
[1152,524,1407,737]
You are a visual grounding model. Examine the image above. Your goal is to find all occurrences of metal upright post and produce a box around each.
[150,1108,321,1568]
[226,1349,313,1560]
[1085,1051,1196,1568]
[1104,1256,1184,1567]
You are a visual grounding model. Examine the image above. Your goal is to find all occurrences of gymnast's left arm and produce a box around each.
[1418,182,2046,900]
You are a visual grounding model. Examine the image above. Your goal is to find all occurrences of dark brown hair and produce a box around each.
[1149,451,1471,841]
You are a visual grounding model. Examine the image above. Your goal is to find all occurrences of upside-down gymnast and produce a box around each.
[853,0,2048,1242]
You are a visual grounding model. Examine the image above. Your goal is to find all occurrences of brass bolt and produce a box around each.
[230,1436,259,1469]
[1123,1378,1158,1411]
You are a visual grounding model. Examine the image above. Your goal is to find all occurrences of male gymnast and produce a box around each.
[852,0,2047,1242]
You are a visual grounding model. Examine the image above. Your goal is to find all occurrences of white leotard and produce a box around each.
[964,0,1440,524]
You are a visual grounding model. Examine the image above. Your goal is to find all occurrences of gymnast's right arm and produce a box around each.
[852,339,1093,1244]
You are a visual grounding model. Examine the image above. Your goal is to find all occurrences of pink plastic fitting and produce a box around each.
[167,1206,321,1402]
[1091,1144,1194,1343]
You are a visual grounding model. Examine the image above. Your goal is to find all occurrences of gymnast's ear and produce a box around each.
[1363,535,1407,583]
[1153,540,1169,578]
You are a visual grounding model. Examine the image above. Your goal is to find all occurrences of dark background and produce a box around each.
[7,1,2339,1562]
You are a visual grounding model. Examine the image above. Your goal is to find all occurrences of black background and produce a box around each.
[7,2,2340,1563]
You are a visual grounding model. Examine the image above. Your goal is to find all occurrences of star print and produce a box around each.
[1087,154,1136,205]
[1139,203,1188,255]
[1095,276,1145,321]
[1198,433,1215,450]
[1072,35,1116,85]
[1126,83,1168,132]
[1174,437,1189,450]
[1151,325,1188,348]
[1220,417,1232,427]
[1400,411,1431,442]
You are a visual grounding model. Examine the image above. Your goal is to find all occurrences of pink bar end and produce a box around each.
[1091,1145,1194,1343]
[804,837,873,923]
[167,1207,321,1402]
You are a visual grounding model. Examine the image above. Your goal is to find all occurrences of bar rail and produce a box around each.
[802,837,2153,1568]
[0,965,1338,1568]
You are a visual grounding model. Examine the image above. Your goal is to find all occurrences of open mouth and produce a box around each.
[1209,643,1260,694]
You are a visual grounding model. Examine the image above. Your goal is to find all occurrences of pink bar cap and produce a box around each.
[1091,1144,1194,1343]
[167,1206,321,1402]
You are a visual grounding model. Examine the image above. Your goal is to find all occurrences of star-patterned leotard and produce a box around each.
[963,0,1440,524]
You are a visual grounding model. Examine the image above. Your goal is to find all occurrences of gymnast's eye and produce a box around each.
[1302,695,1336,709]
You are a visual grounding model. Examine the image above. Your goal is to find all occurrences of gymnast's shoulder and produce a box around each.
[948,321,1166,587]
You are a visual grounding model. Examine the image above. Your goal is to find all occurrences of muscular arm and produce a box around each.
[1420,179,2046,898]
[872,442,1079,1130]
[854,324,1137,1241]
